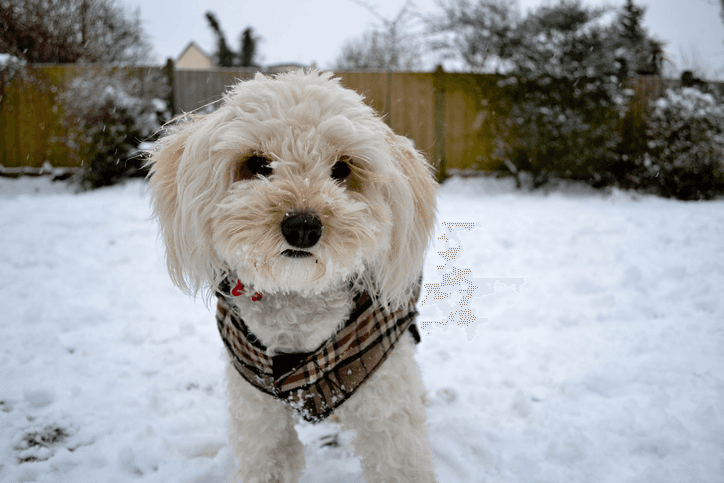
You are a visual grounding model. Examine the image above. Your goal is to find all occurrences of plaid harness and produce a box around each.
[215,285,420,423]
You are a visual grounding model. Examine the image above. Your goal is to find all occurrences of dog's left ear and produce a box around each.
[374,133,438,308]
[147,117,228,295]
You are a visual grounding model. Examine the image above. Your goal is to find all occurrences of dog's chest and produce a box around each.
[230,289,353,355]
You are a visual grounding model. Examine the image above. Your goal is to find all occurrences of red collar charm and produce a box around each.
[231,280,262,301]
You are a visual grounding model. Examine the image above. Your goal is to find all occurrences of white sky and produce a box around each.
[131,0,724,80]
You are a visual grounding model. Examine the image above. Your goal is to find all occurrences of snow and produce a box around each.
[1,175,722,482]
[0,53,24,69]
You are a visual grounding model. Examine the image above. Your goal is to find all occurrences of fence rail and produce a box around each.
[0,65,698,172]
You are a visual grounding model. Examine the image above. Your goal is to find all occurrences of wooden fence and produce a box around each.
[173,68,258,113]
[0,64,690,172]
[0,65,165,170]
[1,66,72,169]
[171,69,676,175]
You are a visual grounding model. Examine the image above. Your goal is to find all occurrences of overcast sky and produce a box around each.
[130,0,724,80]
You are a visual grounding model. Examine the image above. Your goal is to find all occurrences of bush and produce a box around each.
[59,69,168,189]
[476,1,631,188]
[490,76,624,188]
[640,87,724,200]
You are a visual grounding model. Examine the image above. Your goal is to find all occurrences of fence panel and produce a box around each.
[334,71,391,121]
[174,68,258,113]
[388,73,436,162]
[1,67,69,168]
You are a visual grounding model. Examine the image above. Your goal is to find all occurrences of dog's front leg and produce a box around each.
[337,334,438,483]
[225,358,305,483]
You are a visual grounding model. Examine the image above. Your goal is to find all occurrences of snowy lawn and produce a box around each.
[0,176,722,483]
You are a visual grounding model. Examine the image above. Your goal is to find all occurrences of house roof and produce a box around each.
[176,41,215,69]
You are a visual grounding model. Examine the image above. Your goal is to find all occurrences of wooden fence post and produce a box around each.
[433,65,448,182]
[164,58,175,116]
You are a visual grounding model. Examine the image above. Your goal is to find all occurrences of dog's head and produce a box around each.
[148,70,437,308]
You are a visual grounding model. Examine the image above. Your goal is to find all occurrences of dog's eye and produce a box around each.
[235,155,273,181]
[331,160,351,181]
[247,156,273,177]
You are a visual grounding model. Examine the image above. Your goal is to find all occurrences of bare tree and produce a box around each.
[678,45,714,81]
[428,0,520,73]
[334,0,424,71]
[0,0,151,64]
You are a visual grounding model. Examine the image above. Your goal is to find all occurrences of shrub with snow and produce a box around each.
[59,70,168,189]
[480,1,630,188]
[642,87,724,200]
[491,76,623,188]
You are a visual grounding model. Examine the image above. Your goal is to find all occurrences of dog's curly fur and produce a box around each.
[148,70,438,483]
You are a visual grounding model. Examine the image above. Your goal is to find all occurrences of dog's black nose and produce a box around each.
[281,214,323,249]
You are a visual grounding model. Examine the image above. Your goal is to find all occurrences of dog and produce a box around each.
[147,70,438,483]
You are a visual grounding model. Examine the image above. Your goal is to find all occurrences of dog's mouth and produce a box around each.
[282,249,313,259]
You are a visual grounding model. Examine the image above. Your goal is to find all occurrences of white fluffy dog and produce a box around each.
[148,70,438,483]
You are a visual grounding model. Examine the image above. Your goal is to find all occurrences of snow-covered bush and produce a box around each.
[642,87,724,200]
[58,69,168,189]
[479,1,630,188]
[491,76,623,187]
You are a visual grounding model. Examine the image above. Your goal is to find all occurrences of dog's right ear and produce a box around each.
[147,118,225,295]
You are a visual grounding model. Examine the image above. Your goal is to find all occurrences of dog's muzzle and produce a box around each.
[281,213,322,257]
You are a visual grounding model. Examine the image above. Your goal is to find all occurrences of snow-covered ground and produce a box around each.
[1,176,722,483]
